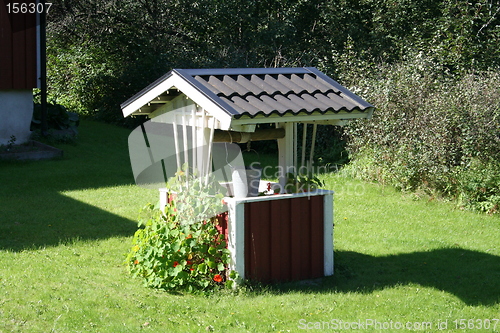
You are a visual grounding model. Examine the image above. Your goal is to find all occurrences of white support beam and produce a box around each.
[227,199,245,280]
[172,114,181,170]
[195,108,211,178]
[293,123,297,173]
[309,123,318,173]
[182,109,189,176]
[324,192,334,276]
[191,106,197,174]
[277,122,295,192]
[301,123,307,171]
[229,124,257,132]
[205,115,216,184]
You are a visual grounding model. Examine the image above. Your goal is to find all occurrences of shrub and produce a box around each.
[457,159,500,214]
[30,101,80,143]
[342,54,500,213]
[125,167,237,292]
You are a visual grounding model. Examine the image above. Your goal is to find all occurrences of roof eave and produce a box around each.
[121,69,235,130]
[231,109,373,126]
[121,71,175,118]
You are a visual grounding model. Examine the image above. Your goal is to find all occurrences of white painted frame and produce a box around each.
[224,190,335,281]
[122,71,233,130]
[323,191,334,276]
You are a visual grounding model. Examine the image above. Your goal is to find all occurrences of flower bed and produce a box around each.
[0,140,63,161]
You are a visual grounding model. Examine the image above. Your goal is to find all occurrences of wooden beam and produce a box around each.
[212,128,286,143]
[230,110,373,125]
[149,95,176,103]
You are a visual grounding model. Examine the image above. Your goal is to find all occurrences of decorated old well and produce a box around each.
[121,67,374,283]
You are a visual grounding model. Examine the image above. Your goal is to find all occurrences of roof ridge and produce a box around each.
[183,67,313,76]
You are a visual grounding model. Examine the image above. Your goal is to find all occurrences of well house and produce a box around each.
[121,67,374,283]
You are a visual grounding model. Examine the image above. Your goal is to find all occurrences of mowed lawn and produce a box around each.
[0,120,499,333]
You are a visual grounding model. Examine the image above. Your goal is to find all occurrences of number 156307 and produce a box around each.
[6,2,52,14]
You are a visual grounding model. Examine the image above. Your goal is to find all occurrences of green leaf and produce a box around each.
[198,263,207,274]
[171,240,181,252]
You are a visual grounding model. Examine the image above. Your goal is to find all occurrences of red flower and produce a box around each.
[134,260,139,265]
[187,260,193,266]
[213,274,223,283]
[173,261,179,267]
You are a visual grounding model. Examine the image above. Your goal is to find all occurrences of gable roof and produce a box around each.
[121,67,374,127]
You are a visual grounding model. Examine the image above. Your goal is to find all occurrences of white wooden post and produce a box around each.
[277,122,294,192]
[301,123,307,171]
[309,123,318,173]
[293,123,298,174]
[172,114,181,170]
[182,109,189,176]
[323,192,334,276]
[205,115,216,184]
[191,106,197,174]
[196,111,211,178]
[227,199,245,280]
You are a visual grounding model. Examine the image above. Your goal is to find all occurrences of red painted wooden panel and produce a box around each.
[24,15,37,88]
[0,1,14,89]
[290,197,304,280]
[270,198,290,281]
[12,16,27,88]
[245,199,271,282]
[0,1,37,89]
[214,212,228,245]
[245,196,325,283]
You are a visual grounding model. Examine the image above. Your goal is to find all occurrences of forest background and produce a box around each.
[45,0,500,213]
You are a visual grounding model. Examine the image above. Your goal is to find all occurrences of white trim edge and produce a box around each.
[324,192,334,276]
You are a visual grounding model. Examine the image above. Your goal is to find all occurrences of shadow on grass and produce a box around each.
[267,248,500,306]
[0,121,147,252]
[0,193,139,251]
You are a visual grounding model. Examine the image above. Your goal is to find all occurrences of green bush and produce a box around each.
[457,159,500,214]
[342,55,500,213]
[125,167,237,292]
[31,102,79,131]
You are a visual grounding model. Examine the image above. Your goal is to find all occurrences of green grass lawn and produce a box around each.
[1,120,499,332]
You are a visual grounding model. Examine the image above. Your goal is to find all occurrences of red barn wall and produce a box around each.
[0,1,38,89]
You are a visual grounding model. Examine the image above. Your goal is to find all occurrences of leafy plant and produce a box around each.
[125,166,238,292]
[31,102,79,131]
[457,159,500,214]
[165,166,227,226]
[284,172,325,194]
[31,102,80,143]
[6,135,16,151]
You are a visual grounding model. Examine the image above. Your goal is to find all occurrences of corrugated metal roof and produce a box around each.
[121,67,374,120]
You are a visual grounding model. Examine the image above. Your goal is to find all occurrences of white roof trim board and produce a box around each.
[121,67,375,130]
